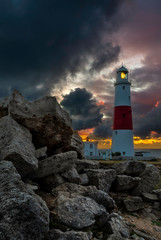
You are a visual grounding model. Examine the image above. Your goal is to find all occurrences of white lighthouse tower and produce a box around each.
[111,66,134,157]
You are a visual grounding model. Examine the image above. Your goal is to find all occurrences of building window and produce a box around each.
[90,152,93,156]
[123,86,125,90]
[99,153,101,155]
[115,131,117,135]
[123,152,126,155]
[123,113,125,118]
[90,144,93,149]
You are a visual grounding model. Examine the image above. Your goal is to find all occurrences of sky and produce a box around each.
[0,0,161,149]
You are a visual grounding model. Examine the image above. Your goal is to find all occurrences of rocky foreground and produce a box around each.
[0,90,160,240]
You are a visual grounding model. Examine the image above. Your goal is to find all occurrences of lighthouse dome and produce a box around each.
[117,66,128,73]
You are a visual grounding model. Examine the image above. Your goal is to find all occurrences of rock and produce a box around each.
[53,182,115,211]
[133,229,157,240]
[0,116,38,177]
[0,161,49,239]
[35,146,47,159]
[112,161,146,176]
[141,208,157,220]
[31,151,77,178]
[0,90,74,156]
[80,173,89,185]
[85,169,116,193]
[107,233,125,240]
[124,161,146,176]
[131,164,160,195]
[69,132,84,159]
[142,193,159,202]
[85,189,115,211]
[39,174,64,192]
[45,229,93,240]
[113,175,141,191]
[153,189,161,201]
[153,201,160,210]
[124,197,144,211]
[108,213,130,238]
[61,167,81,184]
[51,195,108,229]
[76,159,100,173]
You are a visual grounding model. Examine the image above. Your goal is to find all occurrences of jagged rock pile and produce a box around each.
[0,90,160,240]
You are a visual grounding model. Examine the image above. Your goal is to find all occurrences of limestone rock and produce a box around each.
[142,192,159,202]
[153,189,161,202]
[0,116,38,177]
[0,90,73,156]
[31,151,77,178]
[113,175,141,191]
[76,159,100,173]
[0,161,49,239]
[131,164,160,195]
[85,169,116,193]
[46,229,93,240]
[124,197,144,211]
[80,173,89,185]
[112,161,146,176]
[69,132,84,159]
[53,182,115,210]
[61,167,81,184]
[35,146,47,160]
[108,213,130,239]
[52,195,108,229]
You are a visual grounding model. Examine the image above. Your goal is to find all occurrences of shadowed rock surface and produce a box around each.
[31,151,77,178]
[0,116,38,177]
[51,195,108,229]
[0,161,49,240]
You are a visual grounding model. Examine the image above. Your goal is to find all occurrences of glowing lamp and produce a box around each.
[121,72,126,79]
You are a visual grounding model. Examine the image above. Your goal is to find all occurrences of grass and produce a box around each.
[151,220,161,227]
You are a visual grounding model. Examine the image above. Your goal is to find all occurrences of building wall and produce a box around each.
[84,142,98,157]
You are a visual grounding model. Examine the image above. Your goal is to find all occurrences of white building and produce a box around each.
[83,141,98,157]
[83,141,111,160]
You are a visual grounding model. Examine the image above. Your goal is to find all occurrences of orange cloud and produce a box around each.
[96,100,104,106]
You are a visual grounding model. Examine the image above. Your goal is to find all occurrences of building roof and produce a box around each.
[117,66,128,73]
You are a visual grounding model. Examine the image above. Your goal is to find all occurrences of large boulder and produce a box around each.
[85,169,116,193]
[31,151,77,179]
[113,175,141,191]
[0,116,38,177]
[131,164,160,195]
[0,161,49,239]
[124,197,144,211]
[51,195,108,229]
[0,90,74,156]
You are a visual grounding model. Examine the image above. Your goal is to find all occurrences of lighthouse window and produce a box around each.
[123,86,125,90]
[115,131,117,135]
[123,113,126,118]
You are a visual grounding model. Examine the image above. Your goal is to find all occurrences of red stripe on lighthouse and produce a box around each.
[113,106,133,130]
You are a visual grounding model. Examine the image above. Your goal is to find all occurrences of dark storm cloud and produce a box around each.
[61,88,103,130]
[134,102,161,138]
[0,0,122,99]
[92,119,112,138]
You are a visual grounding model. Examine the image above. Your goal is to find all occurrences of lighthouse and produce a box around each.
[111,66,134,157]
